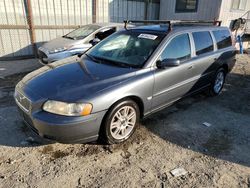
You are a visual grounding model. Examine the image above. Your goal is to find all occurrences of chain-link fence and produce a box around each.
[0,0,160,60]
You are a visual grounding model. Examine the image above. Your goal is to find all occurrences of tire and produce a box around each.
[101,99,140,144]
[208,68,226,96]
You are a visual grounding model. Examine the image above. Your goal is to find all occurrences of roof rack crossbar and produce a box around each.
[123,20,222,32]
[124,20,172,31]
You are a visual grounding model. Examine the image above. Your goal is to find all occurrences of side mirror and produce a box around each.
[156,59,180,69]
[89,38,101,46]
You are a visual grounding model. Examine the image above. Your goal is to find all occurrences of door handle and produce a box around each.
[188,65,193,70]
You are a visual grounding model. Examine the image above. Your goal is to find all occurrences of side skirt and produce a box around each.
[142,84,210,119]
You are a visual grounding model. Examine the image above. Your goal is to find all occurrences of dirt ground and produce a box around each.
[0,55,250,188]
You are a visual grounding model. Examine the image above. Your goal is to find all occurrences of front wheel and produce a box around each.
[101,100,140,144]
[209,68,226,96]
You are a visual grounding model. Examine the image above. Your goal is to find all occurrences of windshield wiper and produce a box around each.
[75,35,87,40]
[86,54,138,68]
[62,35,75,40]
[85,53,101,64]
[95,57,134,68]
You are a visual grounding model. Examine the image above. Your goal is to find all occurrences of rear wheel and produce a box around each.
[209,68,226,96]
[101,100,139,144]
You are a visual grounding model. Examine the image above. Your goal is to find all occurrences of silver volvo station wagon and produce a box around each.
[15,20,236,144]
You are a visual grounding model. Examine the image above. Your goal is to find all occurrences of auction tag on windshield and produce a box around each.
[138,33,158,40]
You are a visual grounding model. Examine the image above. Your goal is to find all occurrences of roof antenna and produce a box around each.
[124,20,129,30]
[167,21,172,32]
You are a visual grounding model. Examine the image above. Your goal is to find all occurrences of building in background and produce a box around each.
[160,0,250,49]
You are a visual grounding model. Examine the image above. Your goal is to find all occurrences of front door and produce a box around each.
[187,31,217,92]
[152,33,195,110]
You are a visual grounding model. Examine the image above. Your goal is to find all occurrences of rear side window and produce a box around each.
[160,33,191,62]
[192,31,214,55]
[212,30,232,49]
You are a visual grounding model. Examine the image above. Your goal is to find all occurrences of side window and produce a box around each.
[160,33,191,62]
[96,27,116,40]
[212,30,232,49]
[192,31,214,56]
[175,0,198,12]
[231,0,247,10]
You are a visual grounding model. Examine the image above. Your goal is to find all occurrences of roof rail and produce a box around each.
[123,20,222,32]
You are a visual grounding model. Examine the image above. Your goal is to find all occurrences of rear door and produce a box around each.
[188,30,217,92]
[152,33,195,109]
[212,29,236,71]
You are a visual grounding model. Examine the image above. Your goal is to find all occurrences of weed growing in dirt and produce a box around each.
[51,150,69,160]
[41,145,54,154]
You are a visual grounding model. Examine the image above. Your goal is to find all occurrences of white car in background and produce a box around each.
[38,23,125,64]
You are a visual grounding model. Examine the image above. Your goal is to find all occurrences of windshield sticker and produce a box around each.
[138,34,158,40]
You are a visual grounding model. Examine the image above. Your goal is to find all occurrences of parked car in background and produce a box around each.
[37,23,125,64]
[15,20,236,144]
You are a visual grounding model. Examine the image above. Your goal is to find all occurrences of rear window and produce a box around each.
[192,31,214,55]
[212,30,232,49]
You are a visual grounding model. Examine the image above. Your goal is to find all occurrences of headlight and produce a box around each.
[49,47,67,54]
[43,100,92,116]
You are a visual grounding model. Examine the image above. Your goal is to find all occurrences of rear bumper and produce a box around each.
[18,107,107,144]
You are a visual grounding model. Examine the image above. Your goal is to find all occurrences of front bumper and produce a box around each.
[17,106,107,144]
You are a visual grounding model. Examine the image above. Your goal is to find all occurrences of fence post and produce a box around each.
[144,0,149,20]
[93,0,97,23]
[26,0,37,57]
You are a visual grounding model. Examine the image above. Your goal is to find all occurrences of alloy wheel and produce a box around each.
[110,106,136,140]
[213,71,224,94]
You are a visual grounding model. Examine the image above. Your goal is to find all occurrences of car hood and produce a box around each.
[41,37,79,51]
[21,56,137,102]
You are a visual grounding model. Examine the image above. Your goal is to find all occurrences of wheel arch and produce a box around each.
[221,63,229,74]
[98,95,144,143]
[100,95,144,128]
[107,95,144,119]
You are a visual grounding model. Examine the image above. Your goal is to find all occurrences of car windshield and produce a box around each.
[64,25,101,40]
[87,31,164,68]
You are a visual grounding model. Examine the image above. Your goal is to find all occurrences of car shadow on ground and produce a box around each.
[142,72,250,167]
[0,42,45,61]
[0,112,53,147]
[0,70,52,147]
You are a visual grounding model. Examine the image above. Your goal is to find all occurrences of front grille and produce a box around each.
[15,90,31,113]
